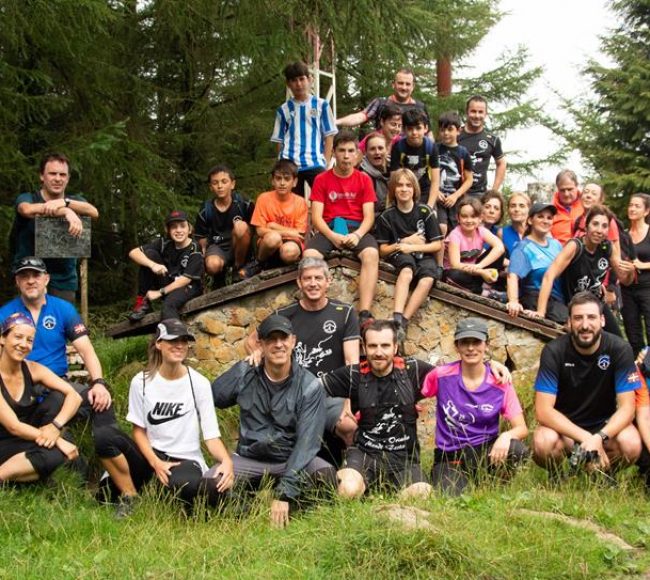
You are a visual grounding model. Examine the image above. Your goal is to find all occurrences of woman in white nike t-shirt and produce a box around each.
[96,319,233,516]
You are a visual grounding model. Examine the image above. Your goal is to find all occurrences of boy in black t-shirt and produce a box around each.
[194,164,255,284]
[389,109,440,208]
[128,210,204,321]
[436,111,474,235]
[375,169,442,330]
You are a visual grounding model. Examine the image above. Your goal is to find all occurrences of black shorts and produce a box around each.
[206,243,234,265]
[306,232,378,256]
[344,446,425,490]
[389,253,440,281]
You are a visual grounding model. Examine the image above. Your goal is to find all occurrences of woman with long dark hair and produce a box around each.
[536,206,635,333]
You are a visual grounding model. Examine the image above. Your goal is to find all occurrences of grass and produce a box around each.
[3,333,650,578]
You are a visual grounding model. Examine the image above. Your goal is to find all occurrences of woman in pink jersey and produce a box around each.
[421,318,528,494]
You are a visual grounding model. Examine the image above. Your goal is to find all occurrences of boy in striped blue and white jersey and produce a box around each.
[271,61,337,198]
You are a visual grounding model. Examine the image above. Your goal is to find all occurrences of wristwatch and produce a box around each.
[160,287,167,296]
[91,378,107,387]
[52,419,65,431]
[64,198,71,207]
[597,430,610,442]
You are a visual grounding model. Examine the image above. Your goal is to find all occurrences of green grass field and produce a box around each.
[3,332,650,579]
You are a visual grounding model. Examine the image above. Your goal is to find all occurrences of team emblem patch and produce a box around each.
[598,258,609,270]
[597,355,610,370]
[323,320,337,334]
[328,191,338,202]
[73,323,87,335]
[42,315,56,330]
[478,139,488,150]
[627,371,640,383]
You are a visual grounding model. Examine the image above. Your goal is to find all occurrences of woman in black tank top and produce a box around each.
[621,194,650,355]
[0,313,81,482]
[536,206,636,335]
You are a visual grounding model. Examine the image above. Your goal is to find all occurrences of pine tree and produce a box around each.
[562,0,650,213]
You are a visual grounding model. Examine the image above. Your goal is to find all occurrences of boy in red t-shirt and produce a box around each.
[304,131,379,324]
[250,160,308,272]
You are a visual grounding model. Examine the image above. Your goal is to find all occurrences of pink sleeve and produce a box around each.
[447,227,461,246]
[501,383,523,421]
[421,369,439,398]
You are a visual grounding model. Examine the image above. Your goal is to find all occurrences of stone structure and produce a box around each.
[109,258,562,449]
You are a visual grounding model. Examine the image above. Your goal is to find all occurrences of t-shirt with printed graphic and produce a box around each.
[271,96,337,172]
[321,358,433,459]
[562,238,612,300]
[534,332,640,430]
[421,361,522,452]
[0,295,88,377]
[310,169,376,224]
[375,203,442,249]
[251,191,308,242]
[127,367,220,473]
[275,300,359,377]
[457,129,504,196]
[139,238,203,282]
[508,237,564,302]
[436,143,473,196]
[389,137,440,203]
[194,193,254,249]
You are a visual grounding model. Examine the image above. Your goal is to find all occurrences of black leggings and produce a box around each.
[431,439,529,496]
[0,392,68,480]
[621,284,650,356]
[94,423,224,506]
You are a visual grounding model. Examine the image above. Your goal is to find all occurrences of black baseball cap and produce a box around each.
[165,210,189,226]
[529,202,557,217]
[454,318,488,341]
[13,256,48,275]
[155,319,195,341]
[258,314,293,339]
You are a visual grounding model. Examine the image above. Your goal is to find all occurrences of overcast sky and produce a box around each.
[464,0,614,189]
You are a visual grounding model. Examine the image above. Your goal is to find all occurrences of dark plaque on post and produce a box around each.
[34,216,92,258]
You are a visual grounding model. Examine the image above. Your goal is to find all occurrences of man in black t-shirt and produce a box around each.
[533,292,641,472]
[321,319,434,499]
[195,164,255,283]
[458,95,506,197]
[246,257,360,447]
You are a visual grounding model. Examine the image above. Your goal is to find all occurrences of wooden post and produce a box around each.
[80,258,88,323]
[437,56,452,97]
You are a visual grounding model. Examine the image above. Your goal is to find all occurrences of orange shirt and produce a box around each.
[551,190,584,245]
[251,191,308,241]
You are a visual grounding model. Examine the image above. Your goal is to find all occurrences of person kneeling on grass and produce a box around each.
[207,314,336,528]
[0,314,81,484]
[375,168,443,332]
[421,318,529,495]
[128,211,203,322]
[95,319,233,517]
[248,160,308,274]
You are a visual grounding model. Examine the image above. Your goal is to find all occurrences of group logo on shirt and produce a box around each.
[42,315,56,330]
[322,320,337,334]
[598,258,609,271]
[598,355,611,371]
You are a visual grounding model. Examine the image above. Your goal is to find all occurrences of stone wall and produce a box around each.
[186,264,548,449]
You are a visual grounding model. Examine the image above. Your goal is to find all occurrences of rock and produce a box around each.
[225,326,246,342]
[229,307,253,327]
[198,316,226,336]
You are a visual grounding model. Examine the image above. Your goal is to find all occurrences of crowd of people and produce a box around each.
[3,61,650,526]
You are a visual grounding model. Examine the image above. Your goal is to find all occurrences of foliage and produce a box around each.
[560,0,650,216]
[0,0,546,304]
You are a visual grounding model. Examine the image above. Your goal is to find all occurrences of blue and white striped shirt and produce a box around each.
[271,96,337,172]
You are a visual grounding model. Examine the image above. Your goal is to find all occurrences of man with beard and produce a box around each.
[321,319,434,499]
[533,291,641,473]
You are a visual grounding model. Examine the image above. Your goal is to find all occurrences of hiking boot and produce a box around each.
[115,495,138,519]
[237,259,263,280]
[128,296,152,322]
[358,310,375,334]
